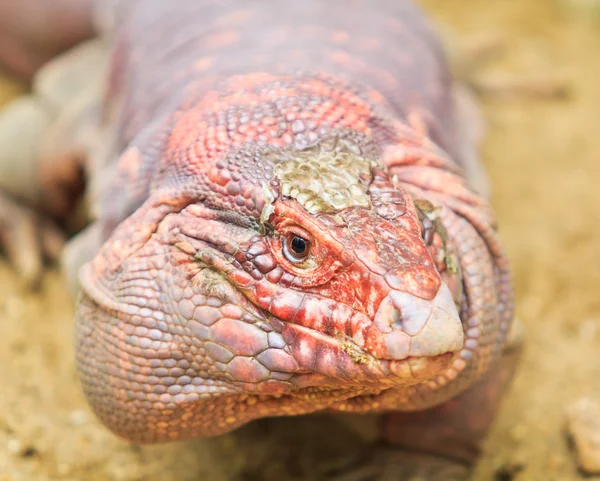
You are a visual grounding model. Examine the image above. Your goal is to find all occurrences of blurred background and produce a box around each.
[0,0,599,480]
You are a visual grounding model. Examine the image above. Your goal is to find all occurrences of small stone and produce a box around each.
[6,439,38,458]
[4,296,24,319]
[509,423,527,442]
[493,462,525,481]
[7,438,22,455]
[68,409,89,426]
[566,397,600,474]
[56,463,72,476]
[579,318,598,340]
[547,454,566,470]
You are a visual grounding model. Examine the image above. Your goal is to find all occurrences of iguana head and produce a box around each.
[76,130,466,441]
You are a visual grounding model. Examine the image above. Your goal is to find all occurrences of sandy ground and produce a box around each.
[1,0,600,479]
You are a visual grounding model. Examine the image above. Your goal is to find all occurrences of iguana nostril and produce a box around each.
[388,290,432,336]
[390,307,403,329]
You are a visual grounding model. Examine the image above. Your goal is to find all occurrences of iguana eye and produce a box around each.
[283,235,310,263]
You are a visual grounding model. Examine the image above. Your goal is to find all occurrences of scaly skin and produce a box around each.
[0,0,516,478]
[74,0,513,439]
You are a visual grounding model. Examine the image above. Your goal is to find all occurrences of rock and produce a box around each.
[68,409,89,426]
[566,397,600,474]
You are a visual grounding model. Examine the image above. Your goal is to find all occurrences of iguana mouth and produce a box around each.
[281,321,459,388]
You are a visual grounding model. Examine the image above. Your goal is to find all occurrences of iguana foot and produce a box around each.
[0,190,64,288]
[323,344,522,481]
[0,37,107,287]
[323,446,470,481]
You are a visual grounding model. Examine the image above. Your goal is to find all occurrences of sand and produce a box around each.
[1,0,599,479]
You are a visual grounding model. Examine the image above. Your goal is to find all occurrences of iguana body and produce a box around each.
[0,1,517,479]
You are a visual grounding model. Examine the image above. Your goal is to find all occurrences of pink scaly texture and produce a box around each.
[74,0,513,443]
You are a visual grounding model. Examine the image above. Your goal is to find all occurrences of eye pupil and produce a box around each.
[291,236,307,254]
[282,234,311,264]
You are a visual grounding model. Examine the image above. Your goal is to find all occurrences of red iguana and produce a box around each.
[0,1,518,479]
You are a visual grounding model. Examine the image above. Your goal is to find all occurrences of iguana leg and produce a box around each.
[326,328,522,481]
[0,95,68,287]
[0,39,107,286]
[0,190,65,288]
